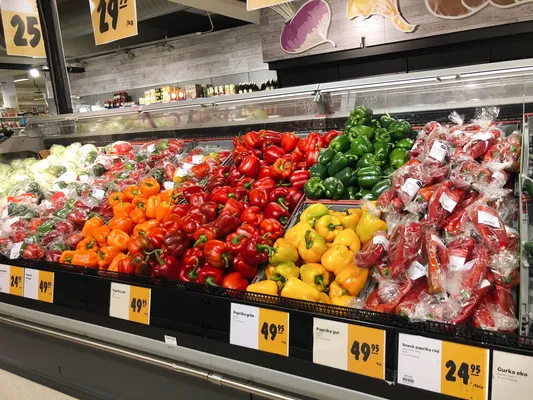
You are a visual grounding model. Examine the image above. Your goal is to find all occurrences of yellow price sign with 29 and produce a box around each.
[89,0,138,45]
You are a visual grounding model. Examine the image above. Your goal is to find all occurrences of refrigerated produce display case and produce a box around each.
[2,59,533,400]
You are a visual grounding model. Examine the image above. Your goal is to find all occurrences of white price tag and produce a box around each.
[401,178,422,200]
[10,242,23,259]
[0,264,10,293]
[23,268,39,300]
[478,210,500,228]
[147,144,156,153]
[0,264,23,296]
[57,171,77,182]
[79,175,90,182]
[164,335,177,346]
[92,189,105,199]
[23,268,54,303]
[8,217,20,226]
[163,181,175,190]
[492,351,533,398]
[181,162,193,172]
[230,303,260,350]
[372,235,389,250]
[492,171,507,186]
[449,255,467,272]
[439,191,457,213]
[175,169,188,178]
[192,155,204,165]
[429,140,447,162]
[408,261,427,280]
[471,132,493,141]
[109,282,151,325]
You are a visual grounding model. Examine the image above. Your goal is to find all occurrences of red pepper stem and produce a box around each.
[257,244,273,257]
[193,235,208,248]
[277,198,289,210]
[231,235,245,245]
[205,276,219,286]
[222,253,230,268]
[154,249,164,265]
[228,193,236,199]
[280,217,288,225]
[188,259,199,280]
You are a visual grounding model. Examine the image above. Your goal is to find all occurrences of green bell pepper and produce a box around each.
[374,128,391,143]
[357,153,382,169]
[328,135,350,153]
[37,219,56,233]
[117,171,130,180]
[360,189,378,201]
[334,167,358,187]
[7,203,38,218]
[373,141,391,164]
[357,166,382,189]
[92,164,106,177]
[26,182,43,202]
[323,177,346,200]
[349,106,373,126]
[348,125,374,141]
[383,166,394,176]
[309,164,328,180]
[76,183,92,196]
[379,114,395,130]
[395,138,414,150]
[389,119,411,141]
[348,135,373,157]
[152,168,165,184]
[344,186,358,200]
[372,179,392,198]
[345,118,355,132]
[389,148,408,170]
[304,177,326,200]
[317,148,336,166]
[54,207,70,219]
[327,152,357,177]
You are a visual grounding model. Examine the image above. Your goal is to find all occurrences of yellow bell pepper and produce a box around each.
[356,211,387,243]
[319,292,330,304]
[315,215,343,242]
[331,295,355,307]
[338,209,362,230]
[300,263,330,292]
[329,281,355,306]
[332,229,361,252]
[284,221,313,248]
[281,277,322,302]
[297,230,328,263]
[246,280,279,295]
[300,204,329,228]
[265,265,275,280]
[321,245,354,276]
[335,264,368,296]
[270,262,300,284]
[269,238,299,265]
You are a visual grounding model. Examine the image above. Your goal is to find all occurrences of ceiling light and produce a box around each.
[29,68,40,78]
[14,76,29,83]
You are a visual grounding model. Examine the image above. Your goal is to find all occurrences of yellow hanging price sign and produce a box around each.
[110,282,151,325]
[347,324,385,380]
[258,308,289,356]
[0,265,24,296]
[36,270,54,303]
[0,0,46,57]
[89,0,138,45]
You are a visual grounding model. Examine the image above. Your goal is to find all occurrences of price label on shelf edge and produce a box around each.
[23,268,54,303]
[230,303,289,357]
[0,264,24,296]
[0,0,46,57]
[492,351,533,398]
[89,0,138,46]
[109,282,151,325]
[313,318,385,380]
[397,333,488,400]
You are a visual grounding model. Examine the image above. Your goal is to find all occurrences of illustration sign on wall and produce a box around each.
[426,0,533,18]
[347,0,416,32]
[279,0,336,54]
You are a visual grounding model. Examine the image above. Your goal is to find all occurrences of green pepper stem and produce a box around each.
[270,276,285,282]
[328,224,341,231]
[222,253,230,268]
[231,235,245,245]
[188,259,199,280]
[154,249,164,265]
[205,276,219,286]
[277,198,289,210]
[305,230,313,250]
[257,244,273,257]
[193,235,208,248]
[341,288,347,296]
[315,275,326,292]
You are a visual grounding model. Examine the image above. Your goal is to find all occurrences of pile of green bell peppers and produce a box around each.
[304,106,414,201]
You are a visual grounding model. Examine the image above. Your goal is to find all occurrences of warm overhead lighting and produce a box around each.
[14,77,29,83]
[29,68,40,78]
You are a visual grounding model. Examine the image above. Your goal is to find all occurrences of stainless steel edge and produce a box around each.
[0,303,385,400]
[520,117,531,335]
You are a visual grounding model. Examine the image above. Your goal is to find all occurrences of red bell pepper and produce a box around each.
[189,192,210,207]
[469,203,508,254]
[226,233,249,254]
[249,188,269,209]
[221,198,245,217]
[450,278,493,325]
[283,152,304,165]
[287,187,304,210]
[460,245,489,298]
[281,132,299,152]
[212,165,228,179]
[182,214,202,236]
[162,231,190,259]
[153,251,181,280]
[251,177,276,194]
[182,247,205,267]
[204,240,232,268]
[198,201,218,222]
[193,225,221,247]
[147,228,165,248]
[323,130,342,146]
[210,186,236,205]
[269,187,290,205]
[355,231,388,268]
[243,131,263,149]
[263,145,286,164]
[385,222,422,278]
[235,177,255,189]
[236,224,260,238]
[233,187,248,201]
[23,244,45,260]
[264,202,290,225]
[260,130,282,145]
[395,277,428,317]
[240,236,272,265]
[222,272,249,290]
[233,255,259,280]
[257,166,271,180]
[299,132,324,153]
[171,204,189,217]
[233,135,244,148]
[289,170,309,190]
[260,218,283,241]
[178,259,200,282]
[240,206,264,227]
[270,158,293,181]
[183,185,203,202]
[213,212,241,236]
[205,177,226,193]
[305,149,320,168]
[238,155,261,178]
[227,168,244,187]
[198,265,224,286]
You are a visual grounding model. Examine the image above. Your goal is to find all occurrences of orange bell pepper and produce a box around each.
[108,253,129,272]
[60,250,98,268]
[113,201,134,217]
[107,229,130,251]
[93,225,111,246]
[97,246,121,269]
[146,195,161,219]
[133,219,160,235]
[108,192,124,207]
[129,208,147,224]
[132,195,148,210]
[108,215,133,234]
[77,237,99,252]
[82,216,104,238]
[123,185,141,202]
[140,178,160,197]
[155,201,172,222]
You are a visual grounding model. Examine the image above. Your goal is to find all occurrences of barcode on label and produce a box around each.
[403,377,415,383]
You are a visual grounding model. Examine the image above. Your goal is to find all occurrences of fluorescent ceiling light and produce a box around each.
[462,66,533,78]
[29,68,40,78]
[14,77,29,83]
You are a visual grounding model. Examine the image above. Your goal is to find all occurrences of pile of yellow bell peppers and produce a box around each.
[246,203,387,307]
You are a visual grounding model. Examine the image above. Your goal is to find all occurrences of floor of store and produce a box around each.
[0,369,77,400]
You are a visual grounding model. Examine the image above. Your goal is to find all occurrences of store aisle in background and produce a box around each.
[0,369,77,400]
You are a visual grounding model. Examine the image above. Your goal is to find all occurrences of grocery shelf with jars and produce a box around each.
[2,59,533,400]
